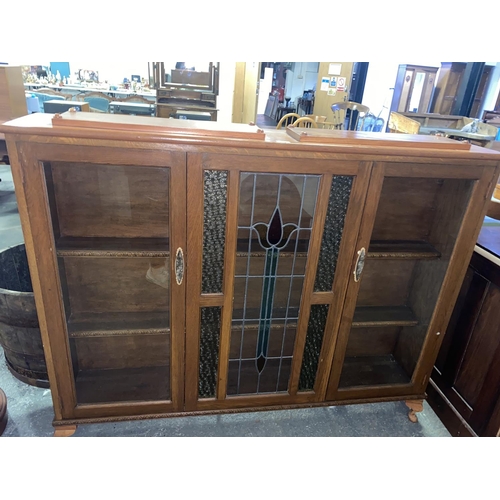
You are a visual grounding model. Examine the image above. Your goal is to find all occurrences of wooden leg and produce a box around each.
[405,400,424,423]
[53,425,77,437]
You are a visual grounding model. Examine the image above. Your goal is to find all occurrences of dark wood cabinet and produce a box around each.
[1,113,499,435]
[428,223,500,436]
[470,65,493,119]
[390,64,438,115]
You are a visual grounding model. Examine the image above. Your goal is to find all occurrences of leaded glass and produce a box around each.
[314,176,353,292]
[298,304,329,391]
[198,306,222,398]
[228,173,320,396]
[202,170,228,294]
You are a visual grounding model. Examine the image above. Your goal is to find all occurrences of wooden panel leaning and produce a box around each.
[388,111,421,134]
[1,112,499,435]
[0,66,27,125]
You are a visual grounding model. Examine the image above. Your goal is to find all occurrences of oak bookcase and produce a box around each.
[2,112,499,436]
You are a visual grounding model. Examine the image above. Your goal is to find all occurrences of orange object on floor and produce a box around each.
[0,388,7,436]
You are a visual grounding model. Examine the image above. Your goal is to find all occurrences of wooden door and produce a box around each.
[185,152,372,411]
[431,62,466,115]
[470,65,493,118]
[11,141,186,422]
[232,62,260,124]
[326,161,497,402]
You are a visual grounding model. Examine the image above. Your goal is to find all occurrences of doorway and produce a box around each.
[256,62,309,128]
[253,62,365,129]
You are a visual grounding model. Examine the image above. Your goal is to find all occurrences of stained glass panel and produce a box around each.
[228,173,320,396]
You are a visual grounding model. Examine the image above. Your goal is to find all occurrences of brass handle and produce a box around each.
[353,247,366,282]
[175,247,184,285]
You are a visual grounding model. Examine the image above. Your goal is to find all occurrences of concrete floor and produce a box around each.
[0,163,450,437]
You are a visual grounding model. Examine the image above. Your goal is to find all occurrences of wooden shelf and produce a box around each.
[339,355,411,388]
[68,311,170,337]
[367,240,440,259]
[352,306,418,328]
[56,237,169,257]
[75,365,170,404]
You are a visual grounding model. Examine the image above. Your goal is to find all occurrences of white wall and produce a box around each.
[61,61,149,83]
[361,61,442,129]
[22,62,215,84]
[67,61,235,122]
[217,62,237,123]
[361,62,398,124]
[257,67,273,115]
[9,61,153,83]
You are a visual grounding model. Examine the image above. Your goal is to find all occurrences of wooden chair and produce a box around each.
[31,91,66,112]
[317,121,337,130]
[276,112,300,129]
[35,88,72,98]
[331,102,370,131]
[77,91,113,112]
[116,95,155,104]
[290,116,318,128]
[306,115,327,123]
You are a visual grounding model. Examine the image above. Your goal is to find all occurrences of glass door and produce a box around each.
[185,153,371,410]
[326,163,482,400]
[30,144,186,417]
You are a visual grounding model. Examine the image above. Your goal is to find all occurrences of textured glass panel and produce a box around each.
[202,170,228,294]
[199,306,222,398]
[314,176,353,292]
[228,173,320,396]
[298,304,330,391]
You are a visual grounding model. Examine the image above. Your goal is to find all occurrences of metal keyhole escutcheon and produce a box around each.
[353,247,366,282]
[175,247,184,285]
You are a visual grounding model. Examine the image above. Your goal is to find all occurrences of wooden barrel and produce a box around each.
[0,388,7,436]
[0,244,49,387]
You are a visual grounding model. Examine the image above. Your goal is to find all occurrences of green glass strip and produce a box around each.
[314,176,353,292]
[202,170,228,294]
[298,304,329,391]
[256,247,279,371]
[198,307,222,398]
